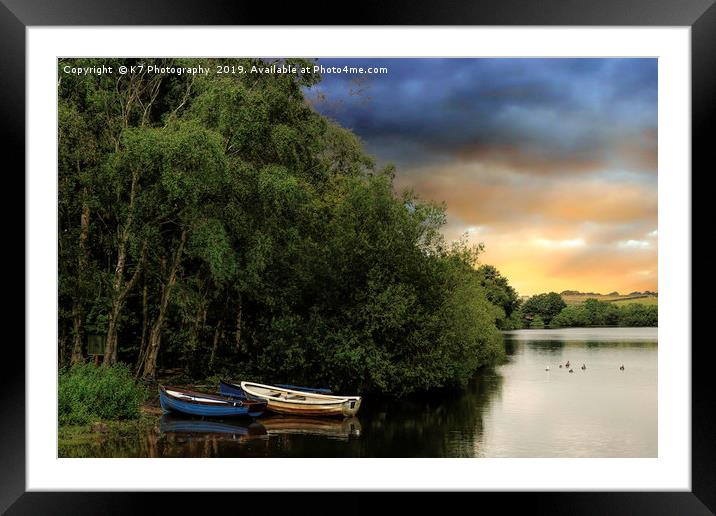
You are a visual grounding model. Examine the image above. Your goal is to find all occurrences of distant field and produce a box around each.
[561,294,658,306]
[611,295,658,306]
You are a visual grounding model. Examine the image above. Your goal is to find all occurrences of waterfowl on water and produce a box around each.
[565,361,570,368]
[569,369,574,373]
[559,364,563,368]
[620,365,625,371]
[545,367,550,371]
[581,364,586,370]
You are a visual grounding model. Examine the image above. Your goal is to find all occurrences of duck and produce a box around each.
[569,369,574,373]
[581,364,586,370]
[619,364,625,371]
[565,361,570,367]
[559,364,563,368]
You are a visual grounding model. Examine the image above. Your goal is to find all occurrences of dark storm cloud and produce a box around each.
[307,58,657,174]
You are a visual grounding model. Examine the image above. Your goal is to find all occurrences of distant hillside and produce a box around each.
[559,290,658,305]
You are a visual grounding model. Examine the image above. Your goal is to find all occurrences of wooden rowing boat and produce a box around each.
[240,381,362,417]
[158,385,267,418]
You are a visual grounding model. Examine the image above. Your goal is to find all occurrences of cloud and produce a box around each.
[307,58,657,295]
[310,58,657,175]
[617,240,651,249]
[535,238,586,249]
[394,162,657,228]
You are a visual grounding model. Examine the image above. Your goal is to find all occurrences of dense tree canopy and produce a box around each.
[549,299,657,328]
[519,292,566,327]
[58,58,504,395]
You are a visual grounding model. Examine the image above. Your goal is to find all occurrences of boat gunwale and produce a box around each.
[239,381,361,405]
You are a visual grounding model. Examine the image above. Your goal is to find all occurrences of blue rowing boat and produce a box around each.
[219,379,332,399]
[159,385,267,417]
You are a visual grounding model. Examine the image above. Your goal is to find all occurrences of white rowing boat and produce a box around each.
[240,381,362,417]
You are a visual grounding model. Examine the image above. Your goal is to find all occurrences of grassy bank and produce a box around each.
[59,363,149,425]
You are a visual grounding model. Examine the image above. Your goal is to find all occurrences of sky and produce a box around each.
[306,58,657,296]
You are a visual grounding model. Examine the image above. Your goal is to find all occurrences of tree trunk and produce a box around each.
[104,169,142,365]
[142,325,162,379]
[70,311,84,365]
[59,325,67,367]
[140,230,187,379]
[134,278,150,377]
[71,193,90,365]
[188,303,205,351]
[234,296,242,352]
[208,319,224,371]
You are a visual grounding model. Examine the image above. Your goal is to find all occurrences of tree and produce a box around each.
[618,303,658,327]
[521,292,566,327]
[549,304,589,328]
[476,264,521,329]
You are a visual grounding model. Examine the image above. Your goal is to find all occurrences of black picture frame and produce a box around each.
[3,0,713,513]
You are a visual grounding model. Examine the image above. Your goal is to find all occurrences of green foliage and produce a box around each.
[58,58,505,396]
[530,315,545,329]
[549,304,590,328]
[500,310,524,330]
[476,264,521,329]
[616,303,658,326]
[58,363,147,425]
[520,292,566,327]
[549,299,657,328]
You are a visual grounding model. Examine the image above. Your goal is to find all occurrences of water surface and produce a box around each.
[60,327,657,458]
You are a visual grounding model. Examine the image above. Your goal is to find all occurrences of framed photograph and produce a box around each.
[5,0,713,513]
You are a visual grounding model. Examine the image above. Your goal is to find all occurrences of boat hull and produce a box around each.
[240,381,362,417]
[259,398,361,417]
[159,386,266,418]
[218,380,248,399]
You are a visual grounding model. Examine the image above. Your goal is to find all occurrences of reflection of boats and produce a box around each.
[220,379,332,398]
[159,385,267,417]
[160,414,267,438]
[261,416,362,439]
[240,381,362,417]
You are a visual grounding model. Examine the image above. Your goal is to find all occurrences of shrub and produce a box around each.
[530,315,545,329]
[58,363,147,425]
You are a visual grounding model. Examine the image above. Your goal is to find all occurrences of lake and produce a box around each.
[59,327,657,458]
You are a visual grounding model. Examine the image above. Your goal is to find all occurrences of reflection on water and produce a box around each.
[59,328,657,458]
[160,414,267,438]
[261,416,362,439]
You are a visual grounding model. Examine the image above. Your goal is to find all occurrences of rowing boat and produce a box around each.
[240,381,361,417]
[158,385,267,418]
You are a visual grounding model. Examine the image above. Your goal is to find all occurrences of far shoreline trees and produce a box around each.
[511,294,657,329]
